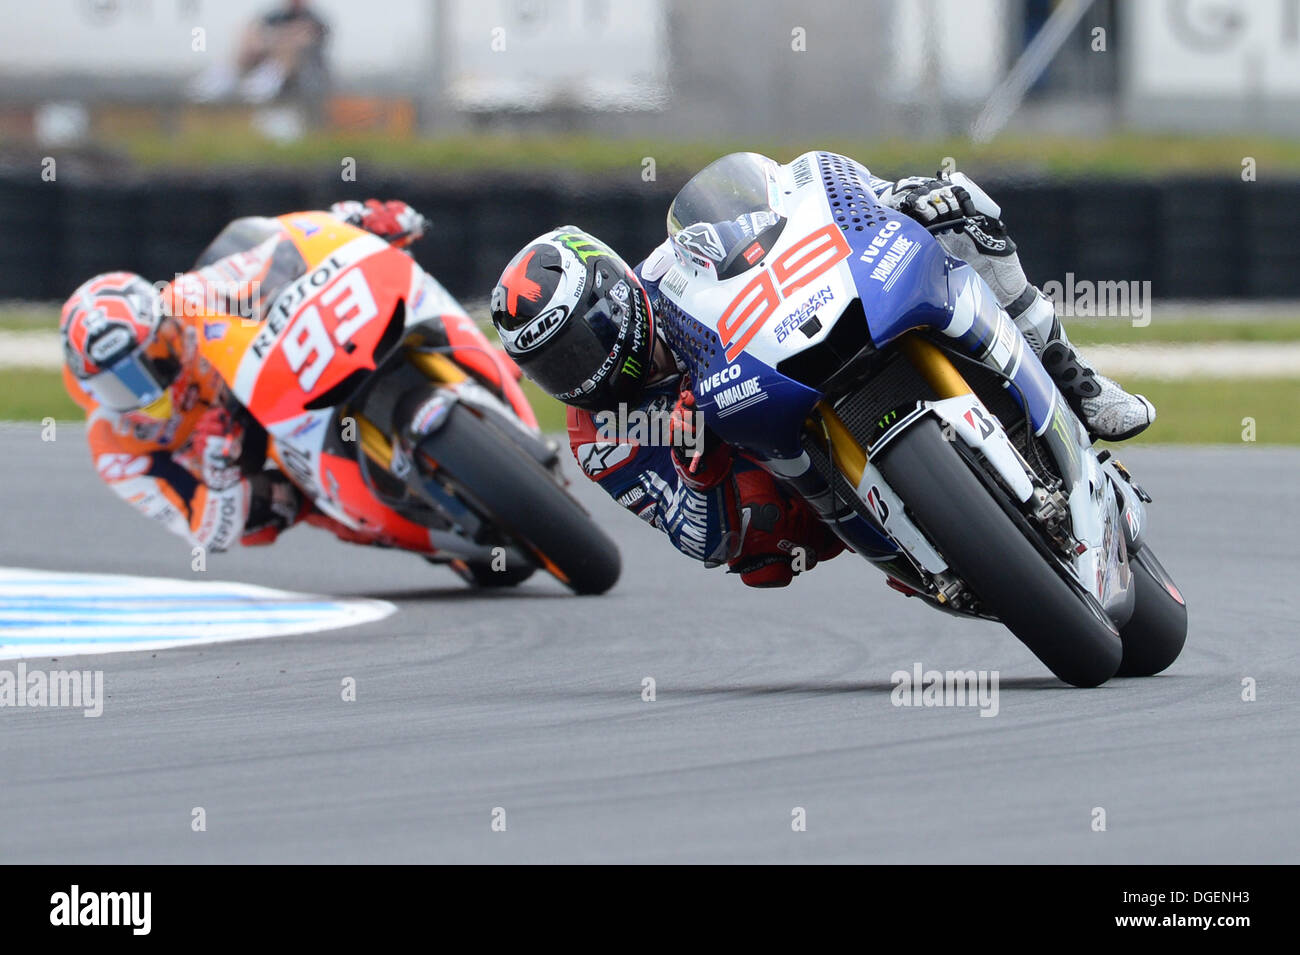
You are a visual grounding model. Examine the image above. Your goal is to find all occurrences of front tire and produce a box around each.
[415,404,621,595]
[875,419,1123,687]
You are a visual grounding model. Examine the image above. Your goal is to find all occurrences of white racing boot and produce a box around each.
[1008,287,1156,442]
[905,172,1157,442]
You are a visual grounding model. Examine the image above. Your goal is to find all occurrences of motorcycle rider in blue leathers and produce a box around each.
[489,154,1156,588]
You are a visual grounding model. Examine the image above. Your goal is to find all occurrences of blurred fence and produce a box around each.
[2,171,1297,303]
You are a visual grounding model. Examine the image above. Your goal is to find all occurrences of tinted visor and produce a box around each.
[521,296,626,402]
[83,348,179,413]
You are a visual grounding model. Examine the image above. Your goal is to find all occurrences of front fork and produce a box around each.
[810,331,1124,614]
[352,349,536,569]
[354,349,552,471]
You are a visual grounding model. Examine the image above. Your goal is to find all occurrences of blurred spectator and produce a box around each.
[190,0,331,121]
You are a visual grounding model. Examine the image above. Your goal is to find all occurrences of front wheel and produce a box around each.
[875,419,1123,687]
[415,403,621,595]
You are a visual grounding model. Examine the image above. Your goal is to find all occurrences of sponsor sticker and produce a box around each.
[661,267,690,298]
[88,327,131,364]
[512,306,567,353]
[773,285,834,344]
[409,393,453,435]
[712,375,765,416]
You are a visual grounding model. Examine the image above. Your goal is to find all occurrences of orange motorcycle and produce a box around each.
[195,211,620,594]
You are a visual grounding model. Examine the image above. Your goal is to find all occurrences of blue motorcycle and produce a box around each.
[656,151,1187,687]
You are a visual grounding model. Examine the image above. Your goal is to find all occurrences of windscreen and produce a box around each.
[189,218,308,322]
[666,153,786,271]
[194,216,284,268]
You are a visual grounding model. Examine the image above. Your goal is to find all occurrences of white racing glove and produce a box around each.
[881,170,1031,308]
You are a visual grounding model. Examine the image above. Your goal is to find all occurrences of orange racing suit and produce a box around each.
[64,204,415,552]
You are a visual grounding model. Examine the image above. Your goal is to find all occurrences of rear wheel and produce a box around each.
[875,419,1123,687]
[415,404,621,595]
[1115,546,1187,677]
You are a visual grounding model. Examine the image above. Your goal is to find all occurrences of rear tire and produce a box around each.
[416,404,621,595]
[1115,546,1187,677]
[875,419,1123,687]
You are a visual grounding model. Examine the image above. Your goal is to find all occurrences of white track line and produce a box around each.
[0,331,63,369]
[1087,342,1300,380]
[0,566,395,660]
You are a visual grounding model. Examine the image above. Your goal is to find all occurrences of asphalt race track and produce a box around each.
[1,423,1297,863]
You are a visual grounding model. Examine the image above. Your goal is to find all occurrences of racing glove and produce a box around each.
[884,171,1032,308]
[727,470,845,588]
[330,199,428,249]
[189,405,245,491]
[880,174,977,229]
[240,472,383,548]
[669,387,733,490]
[240,471,307,546]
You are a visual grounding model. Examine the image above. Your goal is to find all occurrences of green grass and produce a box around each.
[527,376,1300,444]
[0,362,568,432]
[0,361,567,432]
[1,369,82,421]
[518,376,567,433]
[107,129,1300,178]
[5,366,1296,444]
[1068,318,1300,346]
[7,299,1295,442]
[10,302,1300,356]
[1102,377,1300,445]
[0,304,58,331]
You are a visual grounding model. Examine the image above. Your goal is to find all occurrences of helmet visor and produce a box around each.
[523,299,625,403]
[83,348,176,413]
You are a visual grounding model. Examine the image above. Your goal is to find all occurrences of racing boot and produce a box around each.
[1007,287,1156,442]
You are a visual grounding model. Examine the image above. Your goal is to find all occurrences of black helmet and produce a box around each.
[490,227,654,412]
